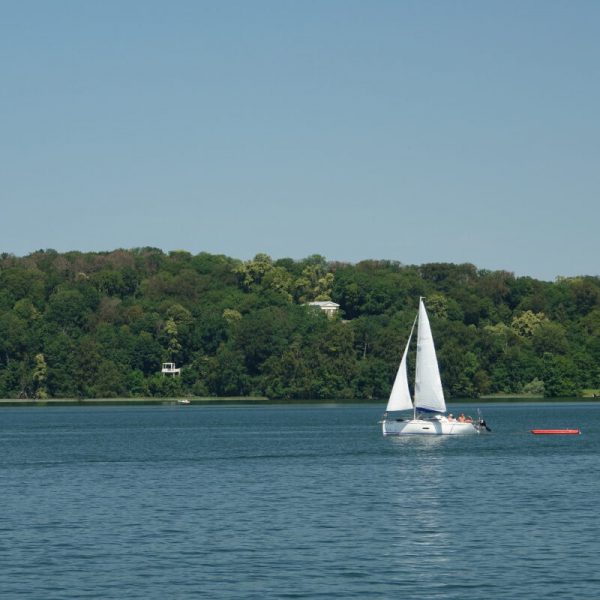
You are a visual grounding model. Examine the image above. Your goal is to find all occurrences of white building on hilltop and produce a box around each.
[307,301,340,318]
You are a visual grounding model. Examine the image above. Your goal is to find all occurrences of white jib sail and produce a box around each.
[385,334,413,412]
[414,298,446,413]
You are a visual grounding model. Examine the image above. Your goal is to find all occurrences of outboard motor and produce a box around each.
[476,409,491,432]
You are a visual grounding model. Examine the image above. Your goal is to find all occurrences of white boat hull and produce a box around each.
[382,415,480,436]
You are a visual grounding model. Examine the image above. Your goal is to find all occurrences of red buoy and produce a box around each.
[530,429,580,435]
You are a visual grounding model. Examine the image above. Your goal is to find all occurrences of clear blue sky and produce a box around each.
[2,1,599,281]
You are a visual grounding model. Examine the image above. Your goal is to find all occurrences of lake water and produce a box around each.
[1,402,599,599]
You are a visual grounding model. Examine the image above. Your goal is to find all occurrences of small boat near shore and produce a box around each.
[530,429,580,435]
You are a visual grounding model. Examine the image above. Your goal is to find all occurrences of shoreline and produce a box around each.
[0,396,269,407]
[1,396,598,407]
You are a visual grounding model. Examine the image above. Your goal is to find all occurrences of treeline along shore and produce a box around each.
[1,249,599,401]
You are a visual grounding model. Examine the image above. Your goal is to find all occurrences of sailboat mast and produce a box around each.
[413,297,422,422]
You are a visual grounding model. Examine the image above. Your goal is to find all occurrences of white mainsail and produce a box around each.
[414,298,446,413]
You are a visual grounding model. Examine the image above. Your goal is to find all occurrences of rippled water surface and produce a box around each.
[1,403,599,599]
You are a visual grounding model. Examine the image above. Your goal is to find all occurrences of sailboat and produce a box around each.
[381,298,489,436]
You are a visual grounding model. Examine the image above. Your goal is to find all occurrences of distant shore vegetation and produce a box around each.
[0,249,599,400]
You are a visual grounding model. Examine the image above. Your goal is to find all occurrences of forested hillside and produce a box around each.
[1,249,598,399]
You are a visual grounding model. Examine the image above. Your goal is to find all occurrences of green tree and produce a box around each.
[44,333,78,397]
[542,353,579,397]
[295,255,334,302]
[45,289,91,331]
[235,253,293,300]
[205,344,249,396]
[32,353,48,399]
[531,321,568,356]
[511,310,547,338]
[163,318,182,362]
[261,339,311,399]
[426,293,449,319]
